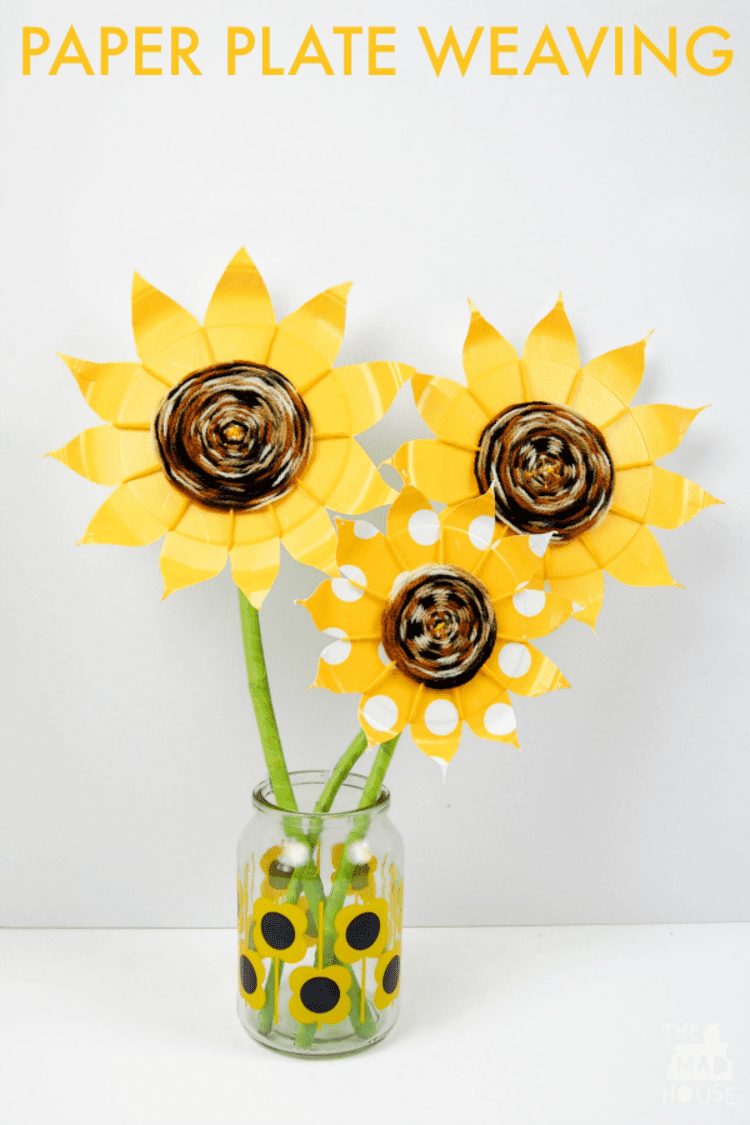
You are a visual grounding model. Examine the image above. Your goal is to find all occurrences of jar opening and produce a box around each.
[252,770,390,818]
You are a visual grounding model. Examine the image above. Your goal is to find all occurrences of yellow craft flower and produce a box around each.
[333,900,389,964]
[288,964,352,1026]
[49,250,413,604]
[390,299,720,626]
[373,941,401,1010]
[252,897,309,963]
[301,485,571,763]
[238,943,266,1010]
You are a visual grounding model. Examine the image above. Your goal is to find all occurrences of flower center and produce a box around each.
[474,402,614,541]
[381,564,496,690]
[153,362,312,512]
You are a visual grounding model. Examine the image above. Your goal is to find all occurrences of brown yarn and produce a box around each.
[382,564,496,690]
[153,362,312,512]
[475,402,614,541]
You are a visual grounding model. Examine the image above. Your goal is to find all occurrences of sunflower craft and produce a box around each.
[49,249,413,606]
[390,298,720,626]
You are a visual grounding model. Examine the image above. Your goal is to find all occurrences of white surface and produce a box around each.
[1,1,749,927]
[1,925,748,1125]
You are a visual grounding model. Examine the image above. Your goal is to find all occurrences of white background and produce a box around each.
[1,1,748,927]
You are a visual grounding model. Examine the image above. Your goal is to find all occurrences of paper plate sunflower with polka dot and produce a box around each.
[49,249,413,604]
[300,485,571,764]
[390,299,720,627]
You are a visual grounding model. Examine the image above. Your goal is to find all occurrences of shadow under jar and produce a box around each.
[237,771,404,1058]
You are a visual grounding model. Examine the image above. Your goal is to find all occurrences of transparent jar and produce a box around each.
[237,770,404,1058]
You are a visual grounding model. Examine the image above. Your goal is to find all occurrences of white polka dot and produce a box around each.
[332,565,367,602]
[408,508,441,546]
[321,638,352,665]
[377,642,392,667]
[468,515,495,550]
[353,520,378,540]
[424,699,459,736]
[498,642,532,679]
[484,703,517,736]
[363,694,399,732]
[512,588,546,617]
[528,532,553,558]
[324,627,347,638]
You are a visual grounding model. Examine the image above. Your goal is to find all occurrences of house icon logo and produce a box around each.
[666,1024,734,1083]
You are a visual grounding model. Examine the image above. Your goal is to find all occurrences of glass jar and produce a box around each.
[237,769,404,1058]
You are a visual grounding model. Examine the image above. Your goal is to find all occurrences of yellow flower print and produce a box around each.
[333,900,389,964]
[373,941,402,1010]
[390,299,720,627]
[258,844,294,901]
[49,250,414,604]
[301,485,570,765]
[238,943,266,1010]
[331,841,377,900]
[252,897,308,963]
[288,965,352,1026]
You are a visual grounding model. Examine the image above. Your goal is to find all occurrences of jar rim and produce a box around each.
[251,769,390,818]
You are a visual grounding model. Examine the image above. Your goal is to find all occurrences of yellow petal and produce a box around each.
[58,355,167,424]
[300,438,396,514]
[523,297,580,403]
[281,503,337,575]
[458,676,519,748]
[567,373,627,428]
[412,374,465,439]
[385,485,441,570]
[628,404,706,463]
[334,520,402,600]
[581,513,639,568]
[604,525,675,587]
[439,491,502,574]
[81,478,181,546]
[601,410,649,468]
[48,426,158,485]
[301,576,385,637]
[203,248,276,364]
[610,466,653,522]
[487,639,569,697]
[160,528,228,596]
[173,504,233,546]
[358,668,419,744]
[233,507,282,546]
[306,362,414,437]
[267,283,351,389]
[474,534,545,600]
[230,535,280,609]
[315,638,388,694]
[495,589,572,641]
[462,301,519,385]
[272,486,319,535]
[410,686,463,762]
[544,538,600,579]
[548,570,604,628]
[132,273,213,385]
[389,440,478,505]
[644,466,721,529]
[581,339,646,406]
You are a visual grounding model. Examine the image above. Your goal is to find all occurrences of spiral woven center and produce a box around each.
[475,402,614,541]
[381,564,496,690]
[153,362,312,512]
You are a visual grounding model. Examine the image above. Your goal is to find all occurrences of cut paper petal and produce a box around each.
[203,248,276,363]
[268,283,351,388]
[412,374,469,443]
[358,668,418,743]
[409,381,487,449]
[474,535,545,600]
[334,521,402,600]
[301,579,384,638]
[581,513,640,569]
[439,490,500,573]
[602,411,650,468]
[132,273,213,384]
[604,525,675,587]
[410,687,463,762]
[173,504,232,547]
[307,362,414,437]
[610,466,653,523]
[80,478,186,546]
[522,297,580,403]
[567,372,628,429]
[160,528,228,596]
[548,570,604,628]
[544,538,600,580]
[386,486,442,570]
[389,440,478,506]
[580,339,646,407]
[48,426,158,486]
[644,466,721,529]
[281,504,337,575]
[462,301,519,385]
[315,638,386,694]
[459,676,519,748]
[495,590,572,642]
[488,640,569,697]
[628,404,706,463]
[301,438,396,514]
[58,355,167,423]
[230,535,280,610]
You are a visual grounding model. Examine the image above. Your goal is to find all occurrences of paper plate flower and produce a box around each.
[49,250,413,604]
[301,485,571,764]
[390,299,720,626]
